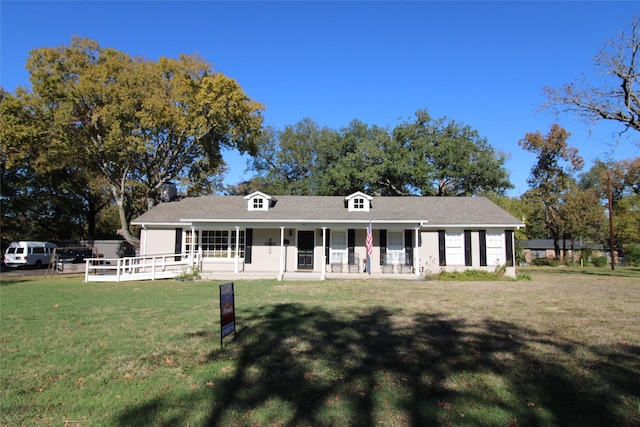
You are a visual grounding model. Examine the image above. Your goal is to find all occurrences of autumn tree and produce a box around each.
[2,37,264,247]
[543,16,640,140]
[519,124,584,259]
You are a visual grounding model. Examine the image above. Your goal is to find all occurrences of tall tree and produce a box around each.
[393,110,512,196]
[246,109,512,197]
[519,124,584,258]
[580,158,640,251]
[248,119,338,195]
[3,37,264,247]
[543,16,640,140]
[1,88,111,242]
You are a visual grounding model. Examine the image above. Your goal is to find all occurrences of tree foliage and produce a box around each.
[519,124,586,257]
[1,37,264,246]
[580,158,640,251]
[543,16,640,140]
[247,110,512,197]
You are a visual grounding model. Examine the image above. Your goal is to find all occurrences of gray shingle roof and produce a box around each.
[132,195,523,227]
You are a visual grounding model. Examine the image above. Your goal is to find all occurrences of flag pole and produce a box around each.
[366,221,373,275]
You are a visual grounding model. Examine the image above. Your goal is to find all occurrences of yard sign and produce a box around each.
[219,283,236,346]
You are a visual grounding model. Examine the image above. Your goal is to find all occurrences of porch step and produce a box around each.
[283,271,322,281]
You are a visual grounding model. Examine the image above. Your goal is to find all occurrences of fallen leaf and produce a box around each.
[165,357,173,366]
[437,399,452,410]
[123,372,133,380]
[77,321,83,325]
[206,381,215,388]
[53,304,59,308]
[527,402,536,407]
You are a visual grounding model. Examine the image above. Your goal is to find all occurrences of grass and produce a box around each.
[1,270,639,426]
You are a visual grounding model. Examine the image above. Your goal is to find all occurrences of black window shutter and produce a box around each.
[505,230,514,266]
[479,230,487,266]
[438,230,446,266]
[325,229,331,264]
[348,229,355,264]
[464,230,472,266]
[379,229,387,265]
[175,228,182,261]
[245,229,253,264]
[404,229,413,266]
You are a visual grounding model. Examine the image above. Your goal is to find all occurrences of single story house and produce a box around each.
[517,239,605,263]
[131,191,524,280]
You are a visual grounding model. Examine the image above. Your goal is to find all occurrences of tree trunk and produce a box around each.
[110,184,140,249]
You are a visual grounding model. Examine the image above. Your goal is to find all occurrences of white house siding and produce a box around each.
[416,229,516,278]
[245,228,282,272]
[141,228,176,256]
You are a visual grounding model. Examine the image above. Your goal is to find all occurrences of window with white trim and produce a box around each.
[386,231,404,264]
[188,229,245,259]
[330,230,347,264]
[486,232,504,266]
[185,230,198,254]
[445,231,465,265]
[252,198,264,210]
[354,198,365,210]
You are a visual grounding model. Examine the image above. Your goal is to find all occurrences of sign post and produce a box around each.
[219,282,236,347]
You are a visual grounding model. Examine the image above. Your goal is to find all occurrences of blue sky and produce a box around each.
[2,1,638,196]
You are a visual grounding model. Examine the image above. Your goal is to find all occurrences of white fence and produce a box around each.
[84,253,200,282]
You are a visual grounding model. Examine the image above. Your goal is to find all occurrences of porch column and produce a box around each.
[189,226,195,268]
[278,227,285,281]
[234,226,240,273]
[321,227,327,280]
[414,227,420,277]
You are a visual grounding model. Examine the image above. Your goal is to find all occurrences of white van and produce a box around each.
[3,241,57,269]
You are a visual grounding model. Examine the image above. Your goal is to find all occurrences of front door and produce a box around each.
[297,231,314,270]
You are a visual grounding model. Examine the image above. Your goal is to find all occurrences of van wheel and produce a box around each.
[34,260,42,269]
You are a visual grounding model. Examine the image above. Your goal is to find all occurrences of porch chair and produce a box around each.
[348,252,360,273]
[330,253,344,272]
[381,253,395,273]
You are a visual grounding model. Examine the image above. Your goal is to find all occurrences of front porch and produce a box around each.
[200,269,422,282]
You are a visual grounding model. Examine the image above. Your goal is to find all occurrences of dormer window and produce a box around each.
[345,191,372,212]
[245,191,272,211]
[253,198,264,210]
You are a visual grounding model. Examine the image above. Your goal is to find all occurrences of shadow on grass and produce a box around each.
[117,303,640,427]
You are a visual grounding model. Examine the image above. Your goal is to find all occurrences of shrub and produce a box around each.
[592,256,608,267]
[531,258,560,267]
[433,269,511,281]
[516,273,532,281]
[623,244,640,266]
[581,247,593,263]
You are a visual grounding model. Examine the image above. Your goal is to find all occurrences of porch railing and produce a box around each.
[84,253,201,282]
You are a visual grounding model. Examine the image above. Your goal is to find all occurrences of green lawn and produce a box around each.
[1,270,639,426]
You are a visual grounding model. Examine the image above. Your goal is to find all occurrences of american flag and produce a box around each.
[366,221,373,257]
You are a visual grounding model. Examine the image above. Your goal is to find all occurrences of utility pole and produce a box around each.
[607,170,615,270]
